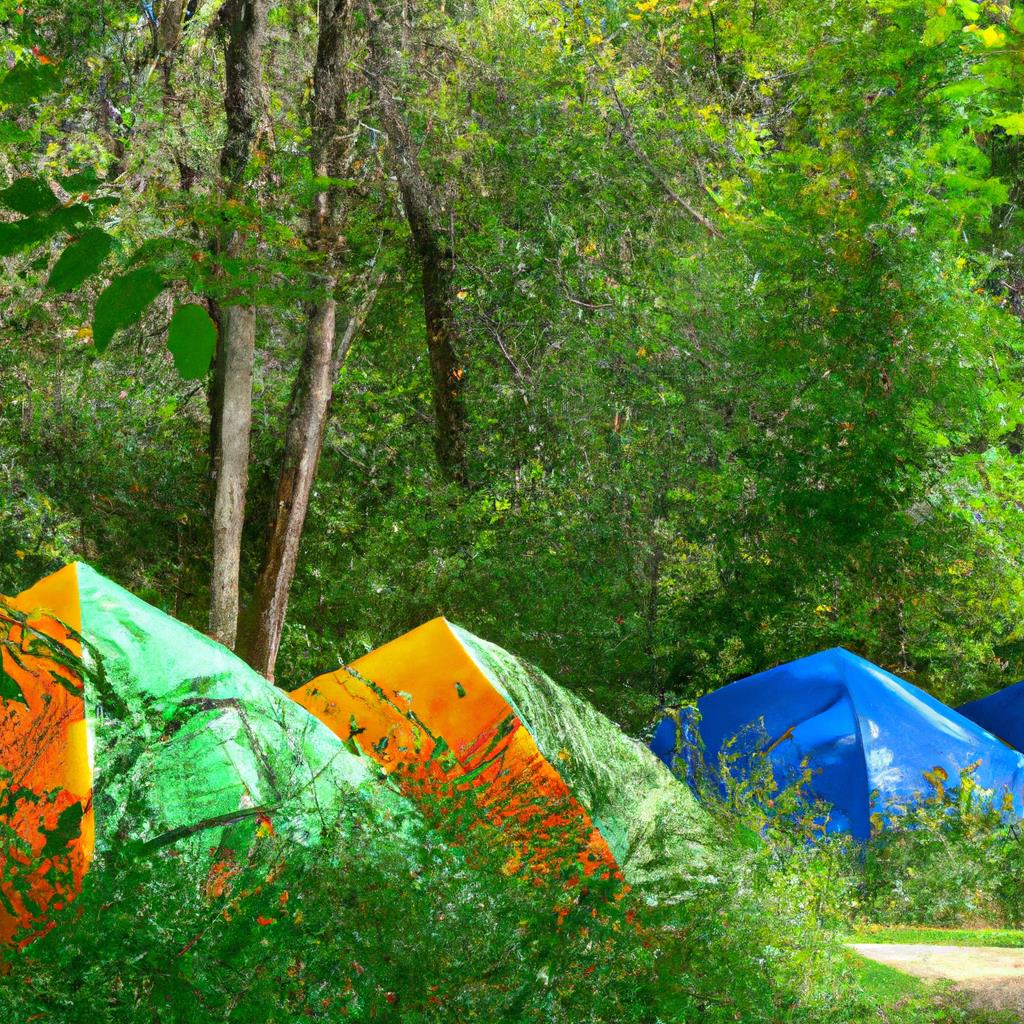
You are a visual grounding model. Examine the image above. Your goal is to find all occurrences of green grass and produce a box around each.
[843,949,930,1002]
[848,925,1024,948]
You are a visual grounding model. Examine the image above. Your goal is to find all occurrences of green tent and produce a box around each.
[3,562,419,924]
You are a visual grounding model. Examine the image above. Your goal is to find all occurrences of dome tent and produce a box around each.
[1,562,419,944]
[959,681,1024,753]
[651,647,1024,841]
[291,617,713,899]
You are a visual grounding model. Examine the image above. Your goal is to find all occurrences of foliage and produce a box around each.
[5,0,1024,729]
[0,788,997,1024]
[5,0,1024,1013]
[683,721,1024,929]
[855,786,1024,928]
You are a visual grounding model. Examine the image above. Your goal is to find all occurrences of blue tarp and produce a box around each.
[651,648,1024,840]
[959,680,1024,754]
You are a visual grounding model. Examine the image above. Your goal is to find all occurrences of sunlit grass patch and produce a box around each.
[849,925,1024,948]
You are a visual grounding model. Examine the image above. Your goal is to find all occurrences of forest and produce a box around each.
[4,0,1024,1020]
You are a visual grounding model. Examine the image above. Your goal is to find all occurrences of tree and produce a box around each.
[207,0,270,649]
[362,0,471,486]
[239,0,384,678]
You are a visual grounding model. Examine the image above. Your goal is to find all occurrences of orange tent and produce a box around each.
[291,617,619,879]
[0,566,93,946]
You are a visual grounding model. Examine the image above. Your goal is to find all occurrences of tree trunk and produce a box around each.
[239,0,382,678]
[209,305,256,649]
[157,0,186,66]
[362,0,470,485]
[207,0,268,648]
[240,304,337,678]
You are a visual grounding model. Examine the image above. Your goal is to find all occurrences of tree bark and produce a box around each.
[207,0,268,649]
[362,0,470,485]
[209,305,256,649]
[239,0,383,678]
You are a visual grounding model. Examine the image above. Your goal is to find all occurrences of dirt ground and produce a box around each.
[849,942,1024,1019]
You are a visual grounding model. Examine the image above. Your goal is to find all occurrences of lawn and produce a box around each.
[843,949,930,1002]
[849,925,1024,948]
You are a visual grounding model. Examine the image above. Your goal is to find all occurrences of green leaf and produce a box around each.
[0,177,58,215]
[166,303,217,379]
[922,12,959,44]
[0,217,45,257]
[93,268,166,352]
[0,62,58,105]
[47,228,115,292]
[0,658,28,706]
[0,203,94,258]
[59,167,101,194]
[40,802,84,858]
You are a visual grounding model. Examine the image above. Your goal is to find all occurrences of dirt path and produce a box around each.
[849,943,1024,1018]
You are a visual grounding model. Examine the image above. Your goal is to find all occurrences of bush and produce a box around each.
[854,781,1024,928]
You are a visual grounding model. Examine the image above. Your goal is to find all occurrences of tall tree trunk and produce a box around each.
[239,0,383,679]
[207,0,268,649]
[362,0,470,485]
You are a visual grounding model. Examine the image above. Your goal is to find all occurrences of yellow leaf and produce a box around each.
[965,22,1006,46]
[980,24,1005,46]
[76,326,93,339]
[588,32,603,44]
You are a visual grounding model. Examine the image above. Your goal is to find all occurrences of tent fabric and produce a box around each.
[1,568,93,945]
[959,681,1024,753]
[1,562,420,944]
[651,647,1024,841]
[291,617,712,898]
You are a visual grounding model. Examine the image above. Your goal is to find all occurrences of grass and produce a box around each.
[843,949,930,1002]
[848,925,1024,948]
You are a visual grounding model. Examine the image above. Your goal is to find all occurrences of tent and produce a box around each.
[650,647,1024,841]
[1,563,418,945]
[959,681,1024,753]
[291,617,712,898]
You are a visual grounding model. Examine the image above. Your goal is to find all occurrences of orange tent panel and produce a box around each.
[0,563,93,945]
[291,618,617,878]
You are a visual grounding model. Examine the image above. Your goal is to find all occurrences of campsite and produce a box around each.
[5,0,1024,1020]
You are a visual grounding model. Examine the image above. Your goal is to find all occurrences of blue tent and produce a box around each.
[959,680,1024,753]
[651,648,1024,840]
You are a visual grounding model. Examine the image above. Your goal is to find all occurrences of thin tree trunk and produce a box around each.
[209,305,255,648]
[362,0,470,485]
[207,0,268,649]
[239,0,381,678]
